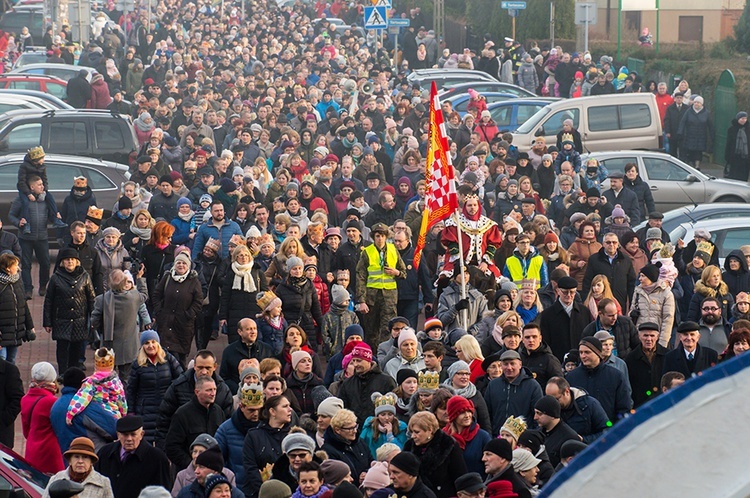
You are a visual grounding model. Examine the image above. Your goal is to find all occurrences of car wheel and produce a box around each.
[716,196,745,203]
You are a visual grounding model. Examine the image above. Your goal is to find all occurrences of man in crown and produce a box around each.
[440,194,503,290]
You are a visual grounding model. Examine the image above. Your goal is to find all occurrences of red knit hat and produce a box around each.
[544,231,559,245]
[446,396,475,422]
[351,343,373,363]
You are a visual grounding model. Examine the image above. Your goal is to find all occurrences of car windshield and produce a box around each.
[515,106,550,134]
[0,448,49,493]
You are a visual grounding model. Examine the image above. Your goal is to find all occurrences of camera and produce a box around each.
[124,256,143,275]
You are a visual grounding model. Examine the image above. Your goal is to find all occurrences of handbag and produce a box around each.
[628,300,641,322]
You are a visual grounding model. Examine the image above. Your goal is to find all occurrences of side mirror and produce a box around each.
[534,127,545,137]
[685,174,698,183]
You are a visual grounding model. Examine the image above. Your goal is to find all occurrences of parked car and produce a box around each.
[512,93,662,153]
[0,5,43,41]
[583,151,750,212]
[11,49,47,70]
[0,109,139,166]
[0,74,68,102]
[485,98,559,132]
[407,69,498,90]
[633,203,750,235]
[439,81,536,99]
[446,92,517,116]
[10,64,96,83]
[0,443,49,498]
[312,18,365,38]
[0,89,72,109]
[0,93,65,114]
[669,217,750,266]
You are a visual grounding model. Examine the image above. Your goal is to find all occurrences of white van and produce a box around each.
[511,93,662,153]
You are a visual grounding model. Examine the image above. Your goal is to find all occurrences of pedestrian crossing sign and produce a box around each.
[364,6,388,29]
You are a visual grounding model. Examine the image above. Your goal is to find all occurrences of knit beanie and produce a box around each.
[177,197,192,208]
[220,177,237,193]
[579,336,603,358]
[361,461,392,490]
[611,204,626,220]
[140,330,160,345]
[447,360,471,381]
[31,362,57,383]
[351,343,373,363]
[512,448,541,473]
[544,232,559,245]
[331,481,363,498]
[138,486,172,498]
[397,327,418,348]
[640,262,662,283]
[286,256,304,272]
[259,480,292,498]
[317,396,344,418]
[281,432,315,455]
[446,396,475,422]
[291,350,311,370]
[311,385,334,412]
[395,369,418,387]
[344,324,364,341]
[62,367,86,388]
[483,438,513,461]
[118,196,133,210]
[195,446,224,473]
[389,451,421,476]
[320,460,351,485]
[331,284,350,305]
[204,474,230,498]
[534,395,561,418]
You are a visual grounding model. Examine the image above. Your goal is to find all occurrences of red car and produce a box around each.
[0,74,67,102]
[0,443,49,498]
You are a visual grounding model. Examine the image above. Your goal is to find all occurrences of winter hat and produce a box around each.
[118,196,133,210]
[257,291,282,312]
[569,212,587,225]
[102,226,121,238]
[31,362,56,383]
[195,446,224,473]
[220,177,237,193]
[291,350,312,370]
[446,396,475,422]
[361,461,391,490]
[286,182,299,192]
[204,474,230,498]
[351,343,373,363]
[371,391,398,415]
[397,327,418,348]
[517,430,544,455]
[190,433,218,451]
[240,366,261,383]
[259,480,292,498]
[579,336,603,358]
[424,317,442,333]
[332,481,363,498]
[138,486,172,498]
[542,153,553,162]
[512,448,541,473]
[246,226,262,239]
[320,460,351,485]
[611,204,626,219]
[544,232,559,245]
[389,451,421,476]
[331,284,349,305]
[199,193,213,204]
[62,367,86,388]
[447,360,471,381]
[164,135,178,147]
[396,369,418,387]
[483,438,513,461]
[232,166,244,178]
[341,353,354,372]
[174,251,191,267]
[286,256,304,272]
[140,330,160,345]
[645,227,662,241]
[177,197,192,208]
[345,324,364,341]
[58,248,80,261]
[317,396,344,418]
[310,385,334,411]
[534,395,561,418]
[640,262,662,283]
[281,432,315,455]
[560,440,588,460]
[563,349,580,366]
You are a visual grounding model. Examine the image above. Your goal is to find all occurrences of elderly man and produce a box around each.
[662,321,719,379]
[96,415,171,498]
[581,298,639,359]
[384,327,426,379]
[43,437,114,498]
[582,232,636,310]
[545,376,609,443]
[625,322,669,408]
[220,318,274,395]
[484,350,543,436]
[389,451,437,498]
[539,276,592,361]
[180,110,215,147]
[482,438,531,498]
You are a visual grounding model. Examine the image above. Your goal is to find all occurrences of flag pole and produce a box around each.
[454,206,468,332]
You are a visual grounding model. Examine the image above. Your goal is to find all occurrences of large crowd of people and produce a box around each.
[0,0,747,497]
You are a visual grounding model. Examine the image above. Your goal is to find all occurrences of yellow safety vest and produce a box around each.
[505,254,543,288]
[364,243,398,290]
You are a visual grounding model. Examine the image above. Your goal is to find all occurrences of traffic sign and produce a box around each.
[388,18,410,27]
[363,6,387,29]
[371,0,391,7]
[575,2,598,25]
[501,1,526,9]
[508,8,518,17]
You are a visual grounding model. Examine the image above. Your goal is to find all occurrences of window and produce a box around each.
[84,168,116,190]
[620,104,651,129]
[46,68,77,81]
[599,157,638,174]
[491,106,512,128]
[542,109,579,137]
[50,122,88,151]
[643,157,690,181]
[2,122,41,151]
[95,121,126,149]
[453,98,469,113]
[7,80,41,91]
[45,82,68,100]
[46,164,82,191]
[517,104,543,126]
[719,228,750,258]
[0,103,28,114]
[0,165,18,191]
[588,105,619,132]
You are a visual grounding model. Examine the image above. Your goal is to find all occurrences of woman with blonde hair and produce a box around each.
[687,264,734,321]
[514,282,543,325]
[584,274,621,320]
[481,310,523,357]
[219,245,268,344]
[124,209,155,255]
[126,330,183,443]
[321,408,373,480]
[454,335,485,383]
[265,236,306,284]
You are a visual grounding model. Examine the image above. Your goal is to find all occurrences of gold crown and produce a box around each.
[86,206,104,220]
[696,240,714,257]
[371,392,398,411]
[418,371,440,391]
[561,133,575,145]
[301,174,316,185]
[500,415,527,441]
[73,176,87,188]
[27,146,45,161]
[94,348,115,369]
[520,279,538,291]
[239,384,264,408]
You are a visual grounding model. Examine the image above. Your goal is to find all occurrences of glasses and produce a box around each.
[702,307,720,312]
[288,452,308,460]
[559,289,577,296]
[603,241,618,245]
[340,425,358,432]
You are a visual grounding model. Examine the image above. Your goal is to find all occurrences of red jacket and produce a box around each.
[21,387,64,474]
[312,275,330,315]
[655,93,674,126]
[469,358,486,384]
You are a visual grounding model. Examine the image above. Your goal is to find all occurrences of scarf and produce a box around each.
[0,272,19,285]
[342,136,357,148]
[736,127,749,158]
[232,261,257,292]
[129,226,152,240]
[491,322,505,347]
[452,380,477,399]
[29,381,58,393]
[68,468,92,483]
[290,275,308,288]
[171,267,190,283]
[178,210,195,221]
[444,421,480,450]
[134,112,155,132]
[640,282,659,294]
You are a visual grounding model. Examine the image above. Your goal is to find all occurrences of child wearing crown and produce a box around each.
[359,392,408,457]
[65,348,127,426]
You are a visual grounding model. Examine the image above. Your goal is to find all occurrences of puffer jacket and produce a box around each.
[241,421,291,498]
[568,238,602,289]
[483,367,543,435]
[215,409,260,491]
[276,278,323,343]
[437,283,489,335]
[125,352,184,443]
[43,266,95,342]
[722,250,750,296]
[516,60,539,93]
[321,426,373,480]
[632,281,676,348]
[0,274,34,347]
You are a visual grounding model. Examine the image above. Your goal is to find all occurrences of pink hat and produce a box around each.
[291,350,311,370]
[342,353,354,372]
[468,88,479,99]
[397,327,418,348]
[361,461,392,490]
[351,343,373,363]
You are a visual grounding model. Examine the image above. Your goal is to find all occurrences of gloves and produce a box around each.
[455,298,470,311]
[24,330,36,342]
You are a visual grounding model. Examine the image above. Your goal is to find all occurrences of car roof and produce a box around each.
[0,89,71,108]
[0,108,132,119]
[10,63,94,72]
[680,216,750,230]
[0,73,67,83]
[487,98,559,106]
[0,152,129,172]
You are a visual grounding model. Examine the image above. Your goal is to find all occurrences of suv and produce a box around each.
[0,109,138,166]
[0,6,44,40]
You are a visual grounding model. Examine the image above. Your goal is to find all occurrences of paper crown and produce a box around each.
[500,415,527,441]
[520,279,538,291]
[73,176,87,188]
[86,206,104,220]
[696,240,715,257]
[94,348,115,369]
[256,290,281,312]
[301,173,316,185]
[418,371,440,392]
[371,391,397,414]
[27,145,45,160]
[561,133,575,145]
[239,383,264,408]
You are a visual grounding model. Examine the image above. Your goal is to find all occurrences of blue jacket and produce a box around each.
[193,218,243,259]
[566,362,633,423]
[170,216,196,247]
[257,316,288,356]
[216,410,260,492]
[359,416,409,458]
[461,425,492,477]
[484,367,543,436]
[51,386,118,453]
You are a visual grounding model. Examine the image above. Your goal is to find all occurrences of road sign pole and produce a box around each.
[550,1,555,48]
[512,15,516,40]
[616,0,622,62]
[584,3,589,53]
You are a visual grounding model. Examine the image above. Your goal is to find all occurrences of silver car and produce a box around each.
[583,151,750,212]
[669,217,750,266]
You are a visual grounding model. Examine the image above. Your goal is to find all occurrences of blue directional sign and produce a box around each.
[501,1,526,8]
[388,18,410,27]
[364,6,388,29]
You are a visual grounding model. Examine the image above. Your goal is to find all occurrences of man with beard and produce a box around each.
[338,343,396,425]
[698,296,730,353]
[193,201,243,259]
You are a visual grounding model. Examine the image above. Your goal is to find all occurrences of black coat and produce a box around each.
[155,369,234,448]
[603,186,641,225]
[125,352,184,442]
[678,107,713,152]
[581,316,639,359]
[165,397,227,470]
[218,266,268,336]
[566,362,633,422]
[0,276,34,347]
[403,429,467,498]
[333,239,365,296]
[219,339,275,395]
[43,266,95,342]
[541,420,580,467]
[285,372,323,416]
[519,342,564,390]
[152,271,204,355]
[321,427,373,481]
[61,187,97,226]
[139,243,175,304]
[582,248,636,310]
[625,344,668,408]
[96,441,172,498]
[0,359,23,448]
[662,343,718,378]
[560,388,610,443]
[276,278,323,342]
[338,365,397,425]
[664,102,689,138]
[539,299,592,361]
[67,74,92,108]
[623,176,656,223]
[722,250,750,296]
[242,421,291,498]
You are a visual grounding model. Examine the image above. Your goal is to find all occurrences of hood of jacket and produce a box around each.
[724,249,748,273]
[694,279,729,298]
